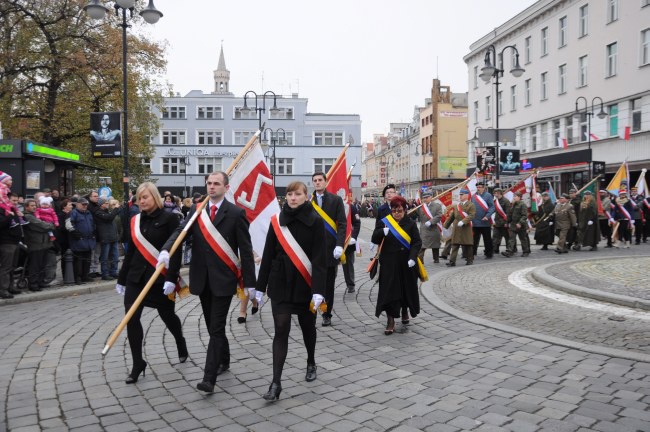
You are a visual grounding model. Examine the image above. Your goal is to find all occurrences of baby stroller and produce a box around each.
[11,242,29,291]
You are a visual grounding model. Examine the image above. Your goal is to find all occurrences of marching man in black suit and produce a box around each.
[160,171,256,393]
[311,172,347,327]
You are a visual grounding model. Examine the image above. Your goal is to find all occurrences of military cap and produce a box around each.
[560,193,570,199]
[583,190,592,195]
[541,191,549,196]
[569,188,577,193]
[514,191,523,197]
[476,181,485,186]
[459,189,469,195]
[421,191,432,198]
[493,188,503,193]
[382,184,396,197]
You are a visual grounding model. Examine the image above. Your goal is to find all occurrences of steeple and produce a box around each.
[213,42,232,95]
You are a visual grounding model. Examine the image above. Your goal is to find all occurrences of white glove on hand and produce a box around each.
[609,218,615,224]
[425,221,432,227]
[407,259,416,268]
[163,281,176,295]
[157,250,170,269]
[255,291,264,307]
[349,238,357,245]
[549,221,554,226]
[369,243,378,252]
[247,287,256,298]
[383,227,390,236]
[457,221,464,227]
[333,246,343,259]
[312,294,324,311]
[587,220,594,226]
[115,284,126,296]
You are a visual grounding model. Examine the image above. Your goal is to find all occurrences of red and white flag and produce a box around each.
[326,152,352,243]
[621,126,631,141]
[226,142,281,264]
[557,137,568,150]
[466,176,477,199]
[584,132,599,141]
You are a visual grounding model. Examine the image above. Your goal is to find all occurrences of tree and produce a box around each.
[0,0,168,193]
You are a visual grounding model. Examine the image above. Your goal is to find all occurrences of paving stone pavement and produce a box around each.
[1,217,650,431]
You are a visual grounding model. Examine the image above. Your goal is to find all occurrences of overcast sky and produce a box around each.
[147,0,538,142]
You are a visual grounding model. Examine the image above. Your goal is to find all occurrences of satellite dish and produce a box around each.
[44,160,56,173]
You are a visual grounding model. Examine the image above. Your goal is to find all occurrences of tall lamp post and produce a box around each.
[262,127,286,190]
[180,156,190,198]
[241,90,280,133]
[479,44,525,184]
[574,96,607,178]
[84,0,163,205]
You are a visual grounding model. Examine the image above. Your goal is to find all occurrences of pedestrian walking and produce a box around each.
[574,191,600,251]
[417,191,443,263]
[553,193,576,253]
[444,189,476,266]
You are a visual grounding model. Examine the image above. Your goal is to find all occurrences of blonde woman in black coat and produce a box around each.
[256,181,327,401]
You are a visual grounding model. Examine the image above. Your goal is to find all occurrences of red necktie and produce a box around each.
[210,205,217,221]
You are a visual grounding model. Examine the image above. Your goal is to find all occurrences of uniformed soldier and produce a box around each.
[443,189,476,266]
[501,191,530,257]
[553,193,577,253]
[417,191,443,263]
[598,190,613,248]
[566,188,581,249]
[491,188,511,254]
[574,190,600,251]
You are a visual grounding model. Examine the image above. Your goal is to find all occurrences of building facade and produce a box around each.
[464,0,650,192]
[149,47,361,198]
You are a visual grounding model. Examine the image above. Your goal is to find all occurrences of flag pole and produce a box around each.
[576,174,602,195]
[325,144,350,185]
[102,129,263,356]
[407,172,476,215]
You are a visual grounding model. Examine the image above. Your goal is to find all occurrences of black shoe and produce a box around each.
[433,259,439,263]
[347,286,355,293]
[635,241,641,245]
[554,249,562,254]
[466,261,473,266]
[445,262,456,267]
[589,246,598,251]
[216,364,229,376]
[572,245,581,251]
[8,287,22,295]
[196,381,215,393]
[605,244,613,248]
[541,245,548,250]
[177,337,188,363]
[101,276,112,281]
[440,256,448,260]
[322,316,331,327]
[263,382,282,401]
[81,277,93,283]
[125,361,147,384]
[0,291,14,299]
[251,306,259,315]
[501,251,512,258]
[28,287,42,292]
[237,316,247,324]
[305,364,317,382]
[521,253,530,257]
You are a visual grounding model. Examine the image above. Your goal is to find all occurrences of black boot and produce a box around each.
[263,382,282,401]
[432,249,439,263]
[177,337,188,363]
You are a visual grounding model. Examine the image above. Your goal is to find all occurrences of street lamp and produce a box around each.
[262,127,286,189]
[241,90,280,132]
[574,96,607,178]
[180,157,190,198]
[479,44,525,184]
[84,0,163,205]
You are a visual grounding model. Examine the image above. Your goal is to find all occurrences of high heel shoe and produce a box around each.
[384,316,395,336]
[251,300,259,315]
[125,360,147,384]
[177,337,188,363]
[237,315,247,324]
[263,382,282,401]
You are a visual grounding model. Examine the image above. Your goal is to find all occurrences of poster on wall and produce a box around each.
[26,171,40,189]
[476,146,496,174]
[90,112,122,158]
[499,149,521,175]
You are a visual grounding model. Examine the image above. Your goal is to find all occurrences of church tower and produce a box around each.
[213,43,232,95]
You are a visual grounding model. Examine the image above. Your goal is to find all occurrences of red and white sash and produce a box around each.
[270,214,312,287]
[131,214,189,297]
[457,203,473,228]
[422,203,433,220]
[474,194,489,212]
[616,202,632,222]
[196,208,243,285]
[494,199,507,221]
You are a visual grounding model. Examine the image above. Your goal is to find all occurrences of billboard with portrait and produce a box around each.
[499,149,521,175]
[90,112,122,158]
[476,146,496,174]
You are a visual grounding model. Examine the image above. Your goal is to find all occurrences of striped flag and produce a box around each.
[584,132,600,141]
[547,182,557,204]
[557,137,568,150]
[621,126,631,141]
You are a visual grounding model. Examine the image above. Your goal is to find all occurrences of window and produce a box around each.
[578,55,588,87]
[631,98,642,132]
[540,72,548,100]
[524,36,531,64]
[197,157,222,174]
[141,157,151,168]
[197,106,222,119]
[531,125,537,151]
[524,79,531,105]
[559,16,567,47]
[263,130,295,146]
[606,42,617,77]
[162,130,186,145]
[541,122,548,149]
[558,64,567,94]
[609,104,618,137]
[162,106,186,119]
[473,101,479,124]
[473,66,478,89]
[607,0,618,23]
[197,130,223,145]
[580,112,588,142]
[485,96,491,120]
[510,85,517,111]
[269,107,294,120]
[579,4,588,37]
[162,157,184,174]
[314,158,336,173]
[566,115,574,144]
[234,107,257,120]
[314,132,344,146]
[554,120,561,147]
[272,158,293,175]
[541,27,548,56]
[641,29,650,65]
[497,91,503,116]
[234,130,257,145]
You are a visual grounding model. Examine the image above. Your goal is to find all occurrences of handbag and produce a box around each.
[367,239,384,279]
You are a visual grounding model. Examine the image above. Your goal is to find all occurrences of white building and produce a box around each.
[464,0,650,192]
[150,46,361,198]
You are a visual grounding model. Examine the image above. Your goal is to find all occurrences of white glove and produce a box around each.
[549,221,554,226]
[609,218,615,224]
[247,287,256,298]
[255,291,264,307]
[333,246,343,259]
[369,243,378,252]
[407,259,416,268]
[457,221,464,227]
[312,294,324,311]
[115,284,125,296]
[157,250,170,269]
[383,227,390,236]
[425,221,432,227]
[349,238,357,245]
[631,220,635,225]
[163,281,176,295]
[587,220,593,226]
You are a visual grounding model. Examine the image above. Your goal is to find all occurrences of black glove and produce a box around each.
[70,230,82,240]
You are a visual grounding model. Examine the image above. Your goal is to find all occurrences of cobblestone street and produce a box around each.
[1,217,650,431]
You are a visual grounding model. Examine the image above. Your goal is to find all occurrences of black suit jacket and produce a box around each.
[346,203,361,253]
[163,199,256,297]
[312,190,347,267]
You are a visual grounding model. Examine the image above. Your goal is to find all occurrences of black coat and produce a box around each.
[375,202,390,230]
[346,203,361,253]
[534,199,556,245]
[94,207,120,243]
[164,199,256,297]
[256,202,326,305]
[371,216,421,319]
[312,190,347,267]
[118,208,181,308]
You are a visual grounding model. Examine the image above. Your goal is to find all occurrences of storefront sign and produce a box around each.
[25,142,80,161]
[0,139,23,158]
[439,111,467,118]
[164,147,238,158]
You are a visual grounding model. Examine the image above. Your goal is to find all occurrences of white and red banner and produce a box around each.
[325,152,352,243]
[557,137,568,150]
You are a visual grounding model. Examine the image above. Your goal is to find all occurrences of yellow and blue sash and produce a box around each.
[381,214,411,249]
[312,201,338,240]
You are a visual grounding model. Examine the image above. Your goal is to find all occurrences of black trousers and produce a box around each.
[27,248,48,289]
[634,219,643,243]
[341,247,355,289]
[323,265,338,318]
[473,226,493,257]
[599,219,612,246]
[199,291,232,384]
[73,250,91,281]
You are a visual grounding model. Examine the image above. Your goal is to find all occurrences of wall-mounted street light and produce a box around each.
[575,96,607,178]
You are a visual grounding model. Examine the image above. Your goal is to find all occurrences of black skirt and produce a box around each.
[271,299,312,316]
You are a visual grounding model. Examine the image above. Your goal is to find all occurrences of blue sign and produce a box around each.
[98,186,112,200]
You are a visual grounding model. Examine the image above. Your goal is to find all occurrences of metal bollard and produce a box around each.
[63,250,76,285]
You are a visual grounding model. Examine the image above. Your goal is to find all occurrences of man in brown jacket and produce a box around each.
[553,193,577,253]
[443,189,476,266]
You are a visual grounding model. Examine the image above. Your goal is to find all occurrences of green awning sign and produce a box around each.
[25,142,80,161]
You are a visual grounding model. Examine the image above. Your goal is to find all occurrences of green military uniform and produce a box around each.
[566,195,581,248]
[553,200,577,252]
[443,200,476,265]
[504,198,530,256]
[491,196,511,253]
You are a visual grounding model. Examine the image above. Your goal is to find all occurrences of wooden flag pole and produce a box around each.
[102,129,262,356]
[407,173,476,216]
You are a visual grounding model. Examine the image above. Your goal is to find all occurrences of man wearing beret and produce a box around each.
[443,189,476,266]
[501,192,530,257]
[552,193,576,253]
[471,182,495,259]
